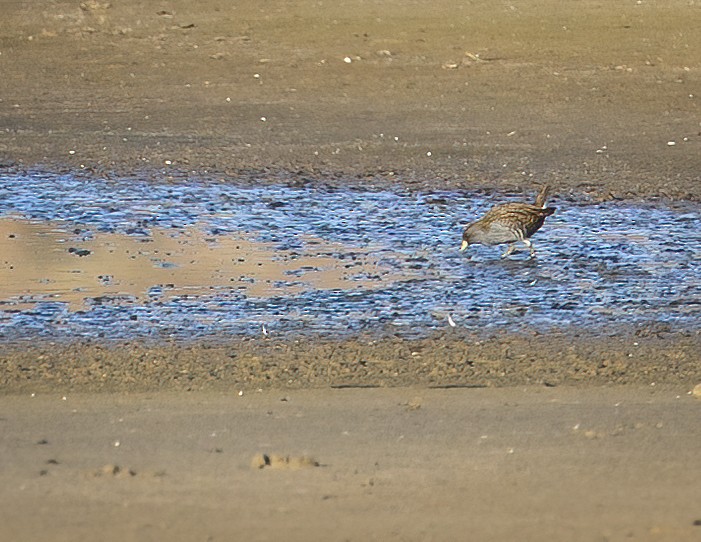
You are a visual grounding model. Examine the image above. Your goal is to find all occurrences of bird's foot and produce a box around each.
[501,244,516,259]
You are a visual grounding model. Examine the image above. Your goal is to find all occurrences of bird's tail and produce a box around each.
[534,184,550,208]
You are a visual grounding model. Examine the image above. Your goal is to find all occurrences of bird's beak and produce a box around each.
[460,240,469,252]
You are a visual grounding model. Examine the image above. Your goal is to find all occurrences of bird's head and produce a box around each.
[460,226,473,252]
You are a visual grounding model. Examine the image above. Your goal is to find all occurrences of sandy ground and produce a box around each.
[2,387,701,542]
[1,1,701,539]
[1,0,699,199]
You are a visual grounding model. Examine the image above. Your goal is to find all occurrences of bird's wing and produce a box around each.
[482,220,520,243]
[485,204,547,236]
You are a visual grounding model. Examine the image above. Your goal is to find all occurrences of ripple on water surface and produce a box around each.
[0,172,699,342]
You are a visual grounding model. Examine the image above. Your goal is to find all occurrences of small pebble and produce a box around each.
[692,384,701,399]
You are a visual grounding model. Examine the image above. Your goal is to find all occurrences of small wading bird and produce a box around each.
[460,185,555,259]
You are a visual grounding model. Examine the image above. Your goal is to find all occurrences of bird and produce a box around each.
[460,185,555,259]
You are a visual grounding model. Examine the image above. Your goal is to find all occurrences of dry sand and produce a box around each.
[2,387,701,542]
[1,1,701,540]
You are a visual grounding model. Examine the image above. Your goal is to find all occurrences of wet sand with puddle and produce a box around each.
[0,217,399,308]
[1,174,698,344]
[1,1,700,540]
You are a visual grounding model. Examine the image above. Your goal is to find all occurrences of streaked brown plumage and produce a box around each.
[460,185,555,258]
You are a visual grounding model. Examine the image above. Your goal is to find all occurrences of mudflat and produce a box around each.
[1,0,699,199]
[1,1,700,540]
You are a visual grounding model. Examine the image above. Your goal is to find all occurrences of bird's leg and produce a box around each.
[501,243,516,259]
[523,239,536,259]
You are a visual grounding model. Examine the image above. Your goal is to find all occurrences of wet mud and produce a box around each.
[1,0,700,392]
[0,218,397,309]
[1,173,699,391]
[1,0,700,200]
[1,173,699,343]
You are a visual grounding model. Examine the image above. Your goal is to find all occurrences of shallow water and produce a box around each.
[1,172,699,342]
